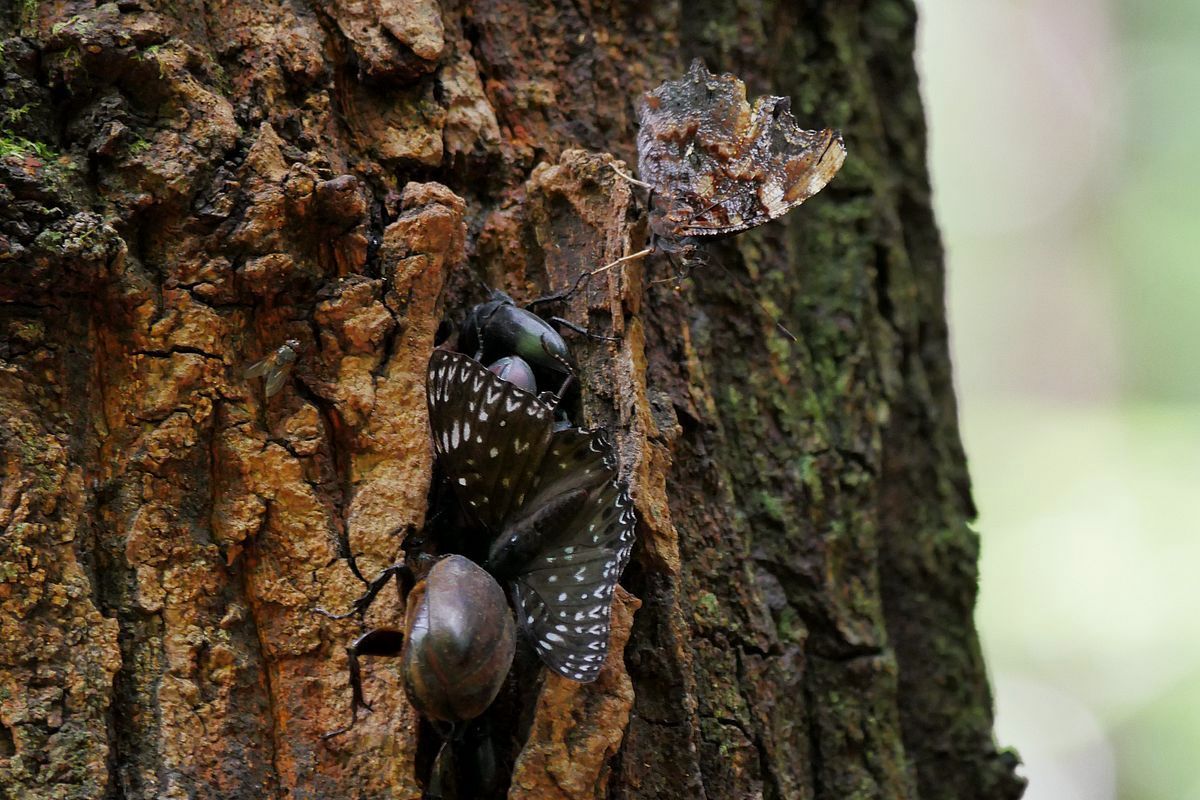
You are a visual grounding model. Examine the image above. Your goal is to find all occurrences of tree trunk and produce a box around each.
[0,1,1024,798]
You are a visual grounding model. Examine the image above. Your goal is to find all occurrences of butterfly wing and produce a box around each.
[637,60,845,238]
[672,114,845,237]
[506,428,636,682]
[426,349,556,531]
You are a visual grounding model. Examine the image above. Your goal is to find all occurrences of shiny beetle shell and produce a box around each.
[401,555,516,723]
[461,292,571,376]
[487,355,538,393]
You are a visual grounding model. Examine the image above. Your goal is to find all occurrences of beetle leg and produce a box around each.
[313,563,413,620]
[322,628,406,740]
[426,736,453,799]
[530,335,576,404]
[546,316,621,343]
[424,721,465,799]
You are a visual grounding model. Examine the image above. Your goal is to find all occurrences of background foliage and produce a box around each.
[917,1,1200,798]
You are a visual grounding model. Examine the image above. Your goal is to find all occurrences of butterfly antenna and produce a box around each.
[539,246,654,306]
[533,163,658,306]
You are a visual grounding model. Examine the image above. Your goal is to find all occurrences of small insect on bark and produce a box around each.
[244,338,302,398]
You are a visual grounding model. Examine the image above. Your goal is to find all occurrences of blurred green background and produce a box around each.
[914,1,1200,798]
[4,3,1188,794]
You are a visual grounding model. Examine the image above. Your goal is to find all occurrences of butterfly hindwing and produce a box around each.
[426,350,556,530]
[506,428,636,682]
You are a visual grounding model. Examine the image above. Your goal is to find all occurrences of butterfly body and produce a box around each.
[426,349,635,682]
[484,487,590,579]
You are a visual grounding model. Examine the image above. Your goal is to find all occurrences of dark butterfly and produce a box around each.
[426,349,636,682]
[245,338,301,397]
[636,59,846,246]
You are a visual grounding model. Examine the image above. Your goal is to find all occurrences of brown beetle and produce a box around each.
[402,555,516,723]
[320,553,515,737]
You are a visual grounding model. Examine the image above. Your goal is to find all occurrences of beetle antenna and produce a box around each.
[468,270,492,297]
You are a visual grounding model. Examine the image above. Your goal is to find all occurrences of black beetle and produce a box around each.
[459,291,574,384]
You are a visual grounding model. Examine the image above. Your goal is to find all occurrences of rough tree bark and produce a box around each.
[0,1,1025,798]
